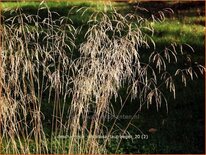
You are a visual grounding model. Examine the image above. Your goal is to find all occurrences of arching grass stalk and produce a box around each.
[68,3,205,154]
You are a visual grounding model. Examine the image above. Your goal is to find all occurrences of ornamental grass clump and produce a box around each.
[0,1,204,154]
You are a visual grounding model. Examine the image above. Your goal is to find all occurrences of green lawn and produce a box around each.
[2,1,204,49]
